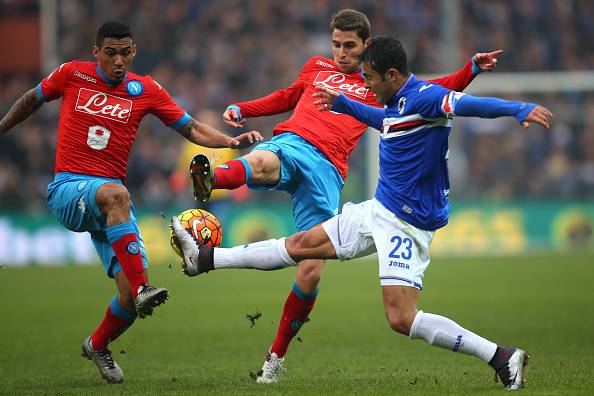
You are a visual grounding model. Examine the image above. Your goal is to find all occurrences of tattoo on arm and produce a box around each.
[175,117,195,138]
[0,88,44,135]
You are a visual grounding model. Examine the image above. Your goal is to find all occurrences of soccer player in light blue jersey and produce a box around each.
[172,36,552,390]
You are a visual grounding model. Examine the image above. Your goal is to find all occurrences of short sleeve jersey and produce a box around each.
[37,61,189,180]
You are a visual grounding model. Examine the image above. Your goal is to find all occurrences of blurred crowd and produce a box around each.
[1,0,593,213]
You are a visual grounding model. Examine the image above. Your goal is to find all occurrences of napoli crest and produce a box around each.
[126,80,144,97]
[127,241,140,254]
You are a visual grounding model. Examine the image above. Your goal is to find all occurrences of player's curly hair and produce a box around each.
[361,36,410,78]
[330,9,371,42]
[96,21,133,48]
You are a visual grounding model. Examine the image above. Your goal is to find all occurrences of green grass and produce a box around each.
[1,253,593,395]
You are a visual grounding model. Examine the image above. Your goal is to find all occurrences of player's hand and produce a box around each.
[223,105,245,128]
[473,50,503,72]
[522,105,553,129]
[313,86,340,111]
[229,130,264,149]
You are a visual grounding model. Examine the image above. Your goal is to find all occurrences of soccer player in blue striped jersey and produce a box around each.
[172,36,552,390]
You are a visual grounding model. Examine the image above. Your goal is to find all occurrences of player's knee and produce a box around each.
[386,312,412,336]
[289,231,314,253]
[245,151,279,182]
[99,184,131,213]
[297,262,323,287]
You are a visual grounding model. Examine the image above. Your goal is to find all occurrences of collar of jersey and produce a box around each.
[387,74,416,107]
[96,64,127,87]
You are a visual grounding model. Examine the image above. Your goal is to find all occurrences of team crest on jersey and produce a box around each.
[75,88,133,123]
[313,71,369,99]
[397,97,407,114]
[126,80,144,97]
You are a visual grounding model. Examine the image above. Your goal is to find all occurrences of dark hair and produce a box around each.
[330,9,371,42]
[361,36,409,78]
[96,21,133,47]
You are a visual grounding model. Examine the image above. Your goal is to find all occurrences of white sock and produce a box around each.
[213,238,297,270]
[409,310,497,362]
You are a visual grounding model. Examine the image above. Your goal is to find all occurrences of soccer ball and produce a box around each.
[170,209,222,257]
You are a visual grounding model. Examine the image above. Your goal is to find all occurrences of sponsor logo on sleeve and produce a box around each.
[315,59,335,69]
[313,71,369,99]
[74,70,97,84]
[441,92,465,118]
[75,88,133,123]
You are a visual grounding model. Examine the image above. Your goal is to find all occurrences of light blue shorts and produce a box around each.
[249,133,344,231]
[46,172,148,278]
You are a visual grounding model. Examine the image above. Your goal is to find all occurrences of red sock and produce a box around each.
[91,305,135,350]
[270,287,317,357]
[213,159,248,189]
[111,233,147,298]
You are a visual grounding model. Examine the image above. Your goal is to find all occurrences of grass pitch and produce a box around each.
[1,253,593,395]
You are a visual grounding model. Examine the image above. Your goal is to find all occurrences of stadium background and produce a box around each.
[1,1,593,395]
[1,0,593,266]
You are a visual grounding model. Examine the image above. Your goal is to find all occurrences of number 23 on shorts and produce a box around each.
[388,235,413,260]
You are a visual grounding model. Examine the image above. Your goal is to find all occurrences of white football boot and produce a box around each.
[170,216,214,276]
[81,336,124,383]
[491,346,529,390]
[255,351,285,384]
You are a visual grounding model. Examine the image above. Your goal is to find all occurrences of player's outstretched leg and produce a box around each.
[489,346,529,390]
[171,216,214,276]
[82,336,124,383]
[190,154,215,202]
[171,217,297,276]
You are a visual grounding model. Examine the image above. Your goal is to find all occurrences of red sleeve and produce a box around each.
[148,78,190,128]
[234,62,309,118]
[427,58,476,92]
[37,62,73,101]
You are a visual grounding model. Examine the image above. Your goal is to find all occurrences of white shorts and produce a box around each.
[322,198,435,289]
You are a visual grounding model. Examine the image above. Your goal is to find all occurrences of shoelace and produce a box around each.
[96,349,116,369]
[264,357,286,377]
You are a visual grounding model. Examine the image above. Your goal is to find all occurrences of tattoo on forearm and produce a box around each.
[0,88,43,135]
[176,117,195,138]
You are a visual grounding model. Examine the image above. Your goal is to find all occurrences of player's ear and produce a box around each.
[386,68,399,83]
[363,37,372,48]
[92,46,99,60]
[131,44,137,58]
